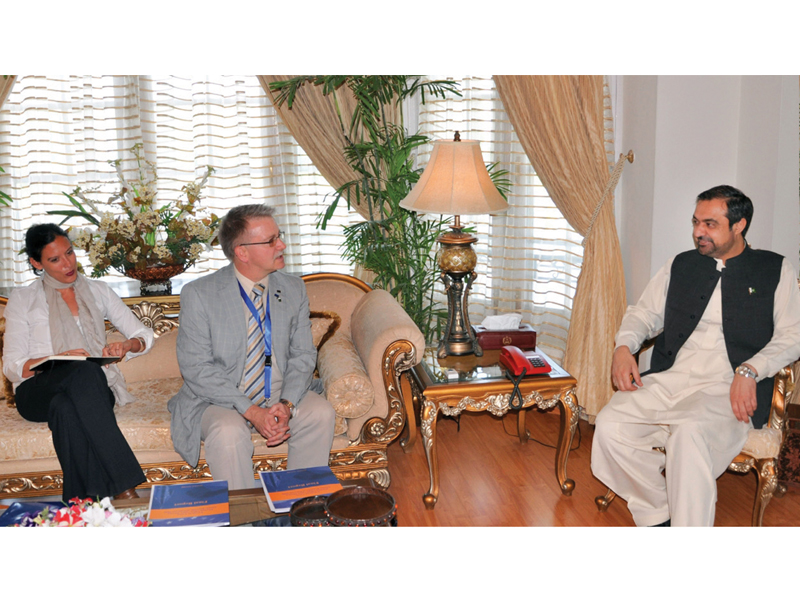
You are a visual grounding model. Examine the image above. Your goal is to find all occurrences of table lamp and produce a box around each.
[400,132,509,358]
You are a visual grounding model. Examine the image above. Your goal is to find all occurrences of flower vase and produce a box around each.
[123,264,186,297]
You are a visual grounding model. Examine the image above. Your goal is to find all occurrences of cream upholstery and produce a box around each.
[318,334,374,420]
[0,273,424,498]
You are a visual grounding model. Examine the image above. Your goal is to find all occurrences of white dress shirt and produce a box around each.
[616,255,800,398]
[3,278,154,390]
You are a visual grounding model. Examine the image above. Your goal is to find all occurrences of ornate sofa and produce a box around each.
[0,273,425,499]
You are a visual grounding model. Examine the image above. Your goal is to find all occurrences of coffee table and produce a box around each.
[110,487,278,526]
[110,477,380,526]
[403,347,580,509]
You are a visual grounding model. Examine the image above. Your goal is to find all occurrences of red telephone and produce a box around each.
[500,345,552,376]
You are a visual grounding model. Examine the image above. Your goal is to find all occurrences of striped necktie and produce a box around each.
[243,282,271,405]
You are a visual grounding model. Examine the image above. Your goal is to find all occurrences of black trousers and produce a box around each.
[15,361,146,501]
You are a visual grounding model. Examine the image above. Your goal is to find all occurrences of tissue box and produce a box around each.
[474,324,537,351]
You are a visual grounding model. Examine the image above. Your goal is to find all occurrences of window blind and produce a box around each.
[0,75,358,287]
[417,76,589,362]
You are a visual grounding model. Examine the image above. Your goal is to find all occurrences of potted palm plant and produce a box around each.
[269,76,509,343]
[0,166,10,209]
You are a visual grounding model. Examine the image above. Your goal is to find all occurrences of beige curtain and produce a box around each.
[258,76,398,221]
[493,75,626,420]
[0,76,15,109]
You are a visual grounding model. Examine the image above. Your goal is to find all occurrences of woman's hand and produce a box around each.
[59,348,90,357]
[22,349,89,377]
[102,338,141,363]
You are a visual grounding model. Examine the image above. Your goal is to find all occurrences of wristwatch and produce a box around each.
[735,364,758,380]
[279,399,296,419]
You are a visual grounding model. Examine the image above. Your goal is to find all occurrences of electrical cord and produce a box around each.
[501,409,583,451]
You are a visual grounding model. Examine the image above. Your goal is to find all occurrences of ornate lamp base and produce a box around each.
[436,226,482,358]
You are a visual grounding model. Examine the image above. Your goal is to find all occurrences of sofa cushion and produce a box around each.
[115,329,182,384]
[740,427,784,460]
[0,377,184,462]
[0,375,353,467]
[318,333,374,421]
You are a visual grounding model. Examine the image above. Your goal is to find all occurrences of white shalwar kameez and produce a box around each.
[591,256,800,526]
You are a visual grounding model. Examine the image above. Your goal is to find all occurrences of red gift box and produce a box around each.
[474,324,537,351]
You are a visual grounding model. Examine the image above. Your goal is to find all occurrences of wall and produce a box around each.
[615,75,799,304]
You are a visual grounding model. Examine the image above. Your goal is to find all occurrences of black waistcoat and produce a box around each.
[646,246,783,428]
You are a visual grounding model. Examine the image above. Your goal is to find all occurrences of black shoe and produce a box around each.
[651,519,671,527]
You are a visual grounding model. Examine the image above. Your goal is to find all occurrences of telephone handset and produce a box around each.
[500,345,552,377]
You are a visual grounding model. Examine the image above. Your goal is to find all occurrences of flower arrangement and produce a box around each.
[52,144,220,279]
[13,497,150,527]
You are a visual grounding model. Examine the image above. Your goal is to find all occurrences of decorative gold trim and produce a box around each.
[357,340,416,445]
[121,296,181,315]
[1,473,63,496]
[0,446,393,498]
[302,272,372,293]
[110,301,179,338]
[432,387,575,420]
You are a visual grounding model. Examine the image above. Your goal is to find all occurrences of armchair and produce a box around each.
[594,360,798,526]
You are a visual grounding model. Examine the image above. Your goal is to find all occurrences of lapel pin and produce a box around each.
[275,290,282,302]
[748,287,756,295]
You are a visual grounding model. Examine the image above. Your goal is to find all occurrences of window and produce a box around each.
[0,75,359,288]
[416,76,586,361]
[0,75,592,362]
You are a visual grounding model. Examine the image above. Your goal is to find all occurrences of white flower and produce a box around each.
[134,210,160,230]
[117,220,136,237]
[70,228,95,249]
[153,243,172,260]
[81,502,110,527]
[99,212,117,233]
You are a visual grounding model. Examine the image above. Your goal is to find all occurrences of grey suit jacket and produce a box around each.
[168,264,322,467]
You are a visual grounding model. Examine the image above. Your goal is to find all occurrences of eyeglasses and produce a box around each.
[238,231,284,248]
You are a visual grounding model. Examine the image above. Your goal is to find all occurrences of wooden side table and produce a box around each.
[405,347,580,509]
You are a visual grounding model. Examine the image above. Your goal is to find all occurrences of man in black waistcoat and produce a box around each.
[591,185,800,526]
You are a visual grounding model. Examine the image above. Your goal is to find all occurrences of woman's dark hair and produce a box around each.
[24,223,70,272]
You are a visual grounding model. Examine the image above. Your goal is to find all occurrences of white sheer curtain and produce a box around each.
[0,75,360,287]
[416,76,587,362]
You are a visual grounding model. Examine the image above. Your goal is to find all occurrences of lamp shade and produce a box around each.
[400,139,509,216]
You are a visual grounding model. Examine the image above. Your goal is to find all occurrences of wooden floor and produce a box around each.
[386,406,800,527]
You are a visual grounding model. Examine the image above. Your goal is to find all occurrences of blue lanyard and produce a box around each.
[238,282,272,396]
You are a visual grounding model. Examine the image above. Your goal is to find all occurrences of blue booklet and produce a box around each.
[259,466,342,513]
[0,501,64,527]
[148,480,230,527]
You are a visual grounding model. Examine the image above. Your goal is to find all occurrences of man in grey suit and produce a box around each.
[168,204,335,489]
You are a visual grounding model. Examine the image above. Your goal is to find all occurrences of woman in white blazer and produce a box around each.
[2,224,153,501]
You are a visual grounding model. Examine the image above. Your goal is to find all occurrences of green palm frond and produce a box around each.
[269,76,509,343]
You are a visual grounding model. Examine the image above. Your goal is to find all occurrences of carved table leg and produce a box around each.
[399,372,418,453]
[554,388,579,496]
[517,408,529,443]
[420,397,441,509]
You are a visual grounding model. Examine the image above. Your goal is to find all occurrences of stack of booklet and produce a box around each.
[259,466,342,513]
[148,480,230,527]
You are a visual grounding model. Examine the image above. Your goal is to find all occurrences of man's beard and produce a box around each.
[694,236,717,256]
